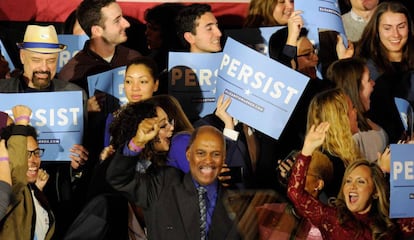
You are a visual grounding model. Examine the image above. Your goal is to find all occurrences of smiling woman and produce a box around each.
[287,122,414,240]
[355,1,414,81]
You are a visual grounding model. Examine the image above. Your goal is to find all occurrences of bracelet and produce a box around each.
[14,115,30,122]
[129,139,143,153]
[0,157,9,162]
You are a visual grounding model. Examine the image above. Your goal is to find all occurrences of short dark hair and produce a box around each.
[76,0,115,37]
[175,3,212,49]
[126,56,159,80]
[0,124,38,147]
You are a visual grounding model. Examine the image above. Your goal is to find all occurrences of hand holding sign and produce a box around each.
[286,10,304,46]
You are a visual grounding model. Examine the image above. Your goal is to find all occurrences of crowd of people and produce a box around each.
[1,0,414,239]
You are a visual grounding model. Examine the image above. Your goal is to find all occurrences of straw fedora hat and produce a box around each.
[17,25,67,53]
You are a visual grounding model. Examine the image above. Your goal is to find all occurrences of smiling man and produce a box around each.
[58,0,142,186]
[107,125,241,240]
[0,105,54,239]
[0,25,84,94]
[59,0,141,92]
[175,3,222,53]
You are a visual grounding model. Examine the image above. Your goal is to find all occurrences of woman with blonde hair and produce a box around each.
[306,88,361,198]
[327,57,388,162]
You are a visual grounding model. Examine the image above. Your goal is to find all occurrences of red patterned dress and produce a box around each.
[288,153,414,240]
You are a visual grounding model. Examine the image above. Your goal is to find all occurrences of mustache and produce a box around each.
[33,71,51,75]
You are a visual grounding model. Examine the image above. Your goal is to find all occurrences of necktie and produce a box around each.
[198,186,207,240]
[243,124,258,172]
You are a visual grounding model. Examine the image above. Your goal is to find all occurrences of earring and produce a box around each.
[373,194,378,199]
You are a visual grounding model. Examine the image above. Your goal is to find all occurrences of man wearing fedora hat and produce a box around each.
[0,24,90,239]
[0,24,88,126]
[0,25,80,92]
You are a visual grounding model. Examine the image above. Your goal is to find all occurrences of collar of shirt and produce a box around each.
[350,9,367,23]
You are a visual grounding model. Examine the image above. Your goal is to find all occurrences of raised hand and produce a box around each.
[215,94,234,130]
[302,122,330,156]
[70,144,89,169]
[12,105,32,125]
[377,146,391,173]
[130,117,160,149]
[35,168,49,191]
[99,145,115,161]
[286,10,304,46]
[87,95,102,112]
[336,34,354,59]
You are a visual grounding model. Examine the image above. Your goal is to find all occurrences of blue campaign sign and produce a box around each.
[295,0,347,48]
[0,39,15,71]
[390,144,414,218]
[217,37,310,139]
[168,52,221,120]
[87,66,127,105]
[0,91,84,161]
[394,97,413,137]
[224,26,283,56]
[57,34,89,72]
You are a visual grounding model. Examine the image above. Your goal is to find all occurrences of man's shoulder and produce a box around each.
[0,78,20,92]
[61,50,94,68]
[116,45,141,59]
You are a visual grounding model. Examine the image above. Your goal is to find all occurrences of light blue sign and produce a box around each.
[0,91,84,161]
[390,144,414,218]
[395,97,413,136]
[217,37,310,139]
[295,0,348,48]
[87,66,127,106]
[168,52,221,120]
[224,26,283,56]
[0,39,15,71]
[57,34,89,72]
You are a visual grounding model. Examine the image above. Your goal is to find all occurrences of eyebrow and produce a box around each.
[113,14,122,23]
[382,21,407,27]
[203,21,217,28]
[299,47,313,53]
[158,116,167,124]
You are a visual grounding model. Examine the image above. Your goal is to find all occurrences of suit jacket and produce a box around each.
[106,148,241,240]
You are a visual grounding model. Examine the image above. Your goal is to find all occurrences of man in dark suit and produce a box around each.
[106,124,240,240]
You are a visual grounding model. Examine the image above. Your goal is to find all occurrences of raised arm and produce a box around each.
[287,122,331,224]
[0,140,11,220]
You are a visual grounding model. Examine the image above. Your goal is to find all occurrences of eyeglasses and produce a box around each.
[297,48,318,58]
[27,148,45,158]
[160,119,174,129]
